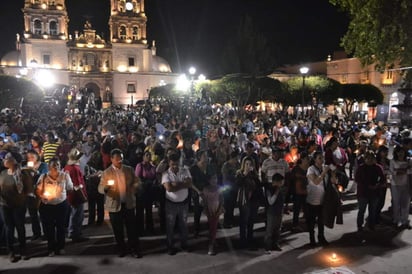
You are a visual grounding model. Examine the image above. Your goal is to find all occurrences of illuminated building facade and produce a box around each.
[1,0,177,105]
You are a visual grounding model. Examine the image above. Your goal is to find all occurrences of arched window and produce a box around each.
[119,25,127,40]
[34,19,42,35]
[49,21,58,35]
[132,26,139,40]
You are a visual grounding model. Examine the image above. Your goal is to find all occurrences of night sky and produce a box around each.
[0,0,349,77]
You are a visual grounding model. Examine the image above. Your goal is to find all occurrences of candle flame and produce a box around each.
[108,180,115,186]
[44,191,50,197]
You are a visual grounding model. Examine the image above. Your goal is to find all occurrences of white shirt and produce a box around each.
[306,165,325,205]
[261,157,289,182]
[162,167,191,202]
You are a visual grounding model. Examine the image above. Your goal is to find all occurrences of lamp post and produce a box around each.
[189,66,196,98]
[299,66,309,116]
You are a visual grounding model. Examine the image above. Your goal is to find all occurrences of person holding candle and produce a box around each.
[306,151,330,247]
[25,149,48,241]
[0,152,32,262]
[36,157,73,257]
[98,148,141,258]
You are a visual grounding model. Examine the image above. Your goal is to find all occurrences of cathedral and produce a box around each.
[0,0,177,105]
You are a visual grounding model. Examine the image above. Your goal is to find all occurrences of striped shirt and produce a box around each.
[43,142,59,164]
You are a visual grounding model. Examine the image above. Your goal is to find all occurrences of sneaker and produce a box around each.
[31,234,42,242]
[291,226,304,233]
[318,237,329,246]
[72,236,89,243]
[56,249,66,255]
[208,250,216,256]
[264,250,271,255]
[273,244,282,251]
[9,253,18,263]
[181,245,190,253]
[131,249,142,258]
[118,250,127,258]
[48,251,55,257]
[167,248,176,256]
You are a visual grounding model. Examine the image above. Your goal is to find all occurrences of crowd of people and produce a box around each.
[0,98,411,263]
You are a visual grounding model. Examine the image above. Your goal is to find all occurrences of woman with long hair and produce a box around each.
[236,156,262,249]
[389,146,411,229]
[306,151,330,247]
[376,145,390,223]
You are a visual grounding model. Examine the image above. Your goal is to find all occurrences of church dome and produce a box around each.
[152,56,172,73]
[1,50,22,66]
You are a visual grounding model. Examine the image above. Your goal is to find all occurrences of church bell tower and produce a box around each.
[109,0,147,44]
[20,0,69,68]
[23,0,69,40]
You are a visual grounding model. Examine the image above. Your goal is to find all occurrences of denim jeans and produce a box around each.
[293,194,306,227]
[223,188,237,226]
[264,200,284,250]
[88,193,105,225]
[305,203,324,241]
[0,205,26,253]
[26,196,42,236]
[391,185,411,225]
[69,203,85,238]
[39,200,69,252]
[136,182,155,234]
[357,196,379,229]
[165,200,188,249]
[239,201,259,246]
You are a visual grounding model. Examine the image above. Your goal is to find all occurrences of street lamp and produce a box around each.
[189,67,196,97]
[299,66,309,116]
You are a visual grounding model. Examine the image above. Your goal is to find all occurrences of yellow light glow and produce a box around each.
[117,65,127,72]
[330,253,340,262]
[27,161,34,168]
[41,3,47,9]
[129,66,138,73]
[108,180,115,186]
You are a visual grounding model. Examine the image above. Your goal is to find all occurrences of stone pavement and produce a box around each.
[1,182,412,274]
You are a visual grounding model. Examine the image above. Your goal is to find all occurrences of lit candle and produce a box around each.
[27,161,34,168]
[107,180,115,186]
[44,191,50,197]
[330,253,339,262]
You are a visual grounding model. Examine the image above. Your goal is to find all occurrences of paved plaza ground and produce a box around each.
[1,181,411,274]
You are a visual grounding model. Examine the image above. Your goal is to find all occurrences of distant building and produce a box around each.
[0,0,178,105]
[270,52,404,121]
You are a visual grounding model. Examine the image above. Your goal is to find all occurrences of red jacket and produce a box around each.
[64,164,87,206]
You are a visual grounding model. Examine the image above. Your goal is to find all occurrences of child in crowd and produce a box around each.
[264,173,285,254]
[202,174,224,255]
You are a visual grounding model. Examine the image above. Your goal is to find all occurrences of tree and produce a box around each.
[283,76,342,108]
[0,74,44,109]
[340,83,384,119]
[330,0,412,80]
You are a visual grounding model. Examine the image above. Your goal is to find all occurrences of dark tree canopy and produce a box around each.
[330,0,412,80]
[340,83,384,118]
[0,74,44,109]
